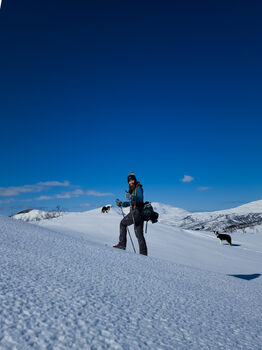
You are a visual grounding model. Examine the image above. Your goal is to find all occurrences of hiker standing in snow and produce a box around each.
[113,172,147,256]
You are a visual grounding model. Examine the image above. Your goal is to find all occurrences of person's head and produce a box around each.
[127,172,137,191]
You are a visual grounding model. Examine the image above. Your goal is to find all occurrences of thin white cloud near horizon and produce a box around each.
[35,190,83,201]
[181,175,194,183]
[197,186,211,191]
[0,198,14,204]
[38,181,70,187]
[35,189,113,201]
[35,196,53,201]
[56,189,84,199]
[86,190,113,197]
[0,181,113,202]
[0,181,70,197]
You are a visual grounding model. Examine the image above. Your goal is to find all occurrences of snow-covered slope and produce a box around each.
[151,200,262,232]
[151,202,189,222]
[173,199,262,232]
[13,199,262,232]
[1,214,262,349]
[11,209,61,222]
[33,206,262,275]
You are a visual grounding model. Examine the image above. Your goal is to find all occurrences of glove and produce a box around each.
[116,199,123,207]
[125,192,131,200]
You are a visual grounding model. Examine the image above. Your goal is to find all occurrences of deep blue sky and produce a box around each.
[0,0,262,215]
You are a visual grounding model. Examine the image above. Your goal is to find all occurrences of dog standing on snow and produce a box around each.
[214,231,232,246]
[101,205,111,214]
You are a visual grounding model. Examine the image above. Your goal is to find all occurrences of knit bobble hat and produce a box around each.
[127,171,137,183]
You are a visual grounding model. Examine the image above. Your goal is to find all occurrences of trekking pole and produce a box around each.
[120,206,136,253]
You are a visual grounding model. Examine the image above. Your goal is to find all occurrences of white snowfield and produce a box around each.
[1,208,262,349]
[12,199,262,232]
[38,206,262,275]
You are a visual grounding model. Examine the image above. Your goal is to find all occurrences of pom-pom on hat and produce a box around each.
[127,171,137,183]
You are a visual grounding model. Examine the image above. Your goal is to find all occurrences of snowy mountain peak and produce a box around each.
[152,202,189,215]
[11,209,61,222]
[174,199,262,232]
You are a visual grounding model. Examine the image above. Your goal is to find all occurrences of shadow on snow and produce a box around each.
[228,273,261,281]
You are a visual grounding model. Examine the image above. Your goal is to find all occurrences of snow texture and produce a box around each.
[1,210,262,349]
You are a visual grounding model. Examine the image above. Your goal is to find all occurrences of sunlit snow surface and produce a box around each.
[1,210,262,349]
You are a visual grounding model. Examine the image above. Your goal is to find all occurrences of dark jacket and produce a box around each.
[122,183,144,209]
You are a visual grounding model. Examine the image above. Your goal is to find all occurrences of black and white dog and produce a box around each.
[101,205,111,214]
[214,231,232,246]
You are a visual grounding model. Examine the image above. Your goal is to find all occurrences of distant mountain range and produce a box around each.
[153,200,262,232]
[11,199,262,232]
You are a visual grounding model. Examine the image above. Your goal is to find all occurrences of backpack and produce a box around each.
[143,202,159,233]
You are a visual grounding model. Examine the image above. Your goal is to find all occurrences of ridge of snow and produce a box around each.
[11,209,61,222]
[151,202,190,219]
[187,199,262,217]
[12,199,262,232]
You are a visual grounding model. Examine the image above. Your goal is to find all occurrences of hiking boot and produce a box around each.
[113,243,126,250]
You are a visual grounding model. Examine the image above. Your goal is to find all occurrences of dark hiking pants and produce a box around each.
[119,209,148,256]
